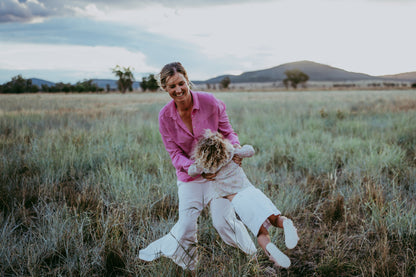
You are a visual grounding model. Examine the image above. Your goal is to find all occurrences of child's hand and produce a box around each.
[232,154,243,166]
[202,172,217,180]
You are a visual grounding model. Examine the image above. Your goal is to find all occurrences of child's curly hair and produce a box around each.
[191,129,234,173]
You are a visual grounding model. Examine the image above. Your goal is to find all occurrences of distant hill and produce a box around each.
[379,72,416,81]
[30,78,55,87]
[199,61,382,84]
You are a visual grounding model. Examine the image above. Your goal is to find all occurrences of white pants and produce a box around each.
[139,177,256,270]
[232,186,281,237]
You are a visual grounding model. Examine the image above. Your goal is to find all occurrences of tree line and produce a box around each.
[12,67,399,94]
[1,69,311,93]
[0,75,104,94]
[3,66,416,94]
[0,67,159,94]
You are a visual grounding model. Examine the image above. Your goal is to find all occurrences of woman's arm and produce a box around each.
[159,115,193,174]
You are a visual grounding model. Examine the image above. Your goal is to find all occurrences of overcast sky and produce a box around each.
[1,0,415,84]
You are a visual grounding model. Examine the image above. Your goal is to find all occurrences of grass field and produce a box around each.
[1,90,415,276]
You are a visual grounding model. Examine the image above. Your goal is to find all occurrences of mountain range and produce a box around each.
[28,61,416,88]
[198,61,416,84]
[30,78,56,87]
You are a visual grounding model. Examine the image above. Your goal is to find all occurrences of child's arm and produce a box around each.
[188,163,204,177]
[234,145,255,158]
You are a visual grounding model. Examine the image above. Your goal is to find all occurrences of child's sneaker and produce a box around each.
[283,219,299,249]
[266,243,291,268]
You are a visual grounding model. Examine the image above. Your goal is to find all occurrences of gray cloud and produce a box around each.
[0,0,71,23]
[1,0,412,23]
[0,0,275,23]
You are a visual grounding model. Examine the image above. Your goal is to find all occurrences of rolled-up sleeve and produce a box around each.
[159,113,194,176]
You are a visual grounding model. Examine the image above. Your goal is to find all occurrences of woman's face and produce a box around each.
[165,72,190,103]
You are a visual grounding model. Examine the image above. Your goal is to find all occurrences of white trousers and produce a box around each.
[232,185,281,237]
[139,177,256,270]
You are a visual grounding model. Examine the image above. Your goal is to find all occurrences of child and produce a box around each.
[188,129,299,268]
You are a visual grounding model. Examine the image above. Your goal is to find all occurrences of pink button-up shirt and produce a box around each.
[159,91,240,182]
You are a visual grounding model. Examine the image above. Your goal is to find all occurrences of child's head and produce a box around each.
[191,129,234,172]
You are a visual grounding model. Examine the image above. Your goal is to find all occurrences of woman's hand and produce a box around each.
[232,154,243,166]
[202,172,217,180]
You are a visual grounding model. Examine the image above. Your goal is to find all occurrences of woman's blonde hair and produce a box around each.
[157,62,191,89]
[191,129,234,173]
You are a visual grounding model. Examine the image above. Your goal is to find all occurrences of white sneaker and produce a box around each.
[266,243,291,268]
[283,219,299,249]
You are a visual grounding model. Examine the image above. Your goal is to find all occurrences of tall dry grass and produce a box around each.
[1,90,415,276]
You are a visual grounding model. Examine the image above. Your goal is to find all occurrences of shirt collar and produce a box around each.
[167,90,199,120]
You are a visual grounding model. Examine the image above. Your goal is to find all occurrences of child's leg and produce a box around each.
[257,225,271,253]
[268,214,299,249]
[268,214,286,228]
[229,188,299,250]
[257,226,291,268]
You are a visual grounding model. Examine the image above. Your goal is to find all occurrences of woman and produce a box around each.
[139,62,256,270]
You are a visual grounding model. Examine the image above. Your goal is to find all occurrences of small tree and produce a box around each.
[140,74,159,92]
[41,84,49,92]
[147,74,159,91]
[74,79,100,93]
[220,76,231,89]
[112,65,135,93]
[283,69,309,89]
[140,77,148,91]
